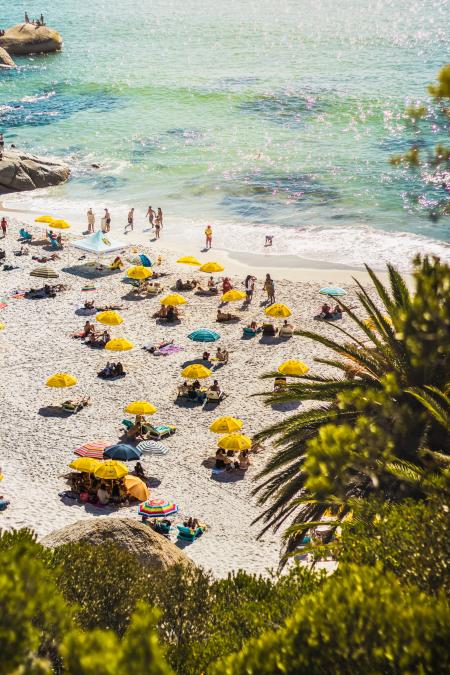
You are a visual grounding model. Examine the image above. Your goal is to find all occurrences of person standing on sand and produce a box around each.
[154,216,161,239]
[104,208,111,233]
[1,216,7,238]
[205,224,213,250]
[156,207,163,227]
[87,208,95,233]
[264,273,275,305]
[244,274,255,302]
[146,205,155,226]
[125,207,134,233]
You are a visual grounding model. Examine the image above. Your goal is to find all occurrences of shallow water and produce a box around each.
[0,0,449,268]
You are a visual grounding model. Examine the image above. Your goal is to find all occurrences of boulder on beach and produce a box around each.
[0,149,70,194]
[0,46,15,68]
[0,23,62,55]
[41,517,194,571]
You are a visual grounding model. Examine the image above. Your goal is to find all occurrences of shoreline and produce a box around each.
[1,202,392,284]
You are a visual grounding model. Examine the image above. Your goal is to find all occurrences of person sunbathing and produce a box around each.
[153,305,168,319]
[110,256,123,270]
[127,414,147,440]
[62,396,90,412]
[202,351,211,361]
[97,483,110,505]
[320,303,333,319]
[100,330,111,345]
[166,305,179,322]
[83,320,94,337]
[222,277,232,293]
[134,461,146,480]
[208,380,222,395]
[207,276,217,289]
[238,449,251,470]
[217,309,239,322]
[215,347,229,364]
[279,319,294,337]
[84,300,95,310]
[215,448,227,469]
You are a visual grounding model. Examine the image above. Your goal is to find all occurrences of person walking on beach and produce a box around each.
[87,208,95,233]
[125,207,134,233]
[1,216,7,238]
[154,216,161,239]
[24,12,30,23]
[264,273,275,305]
[146,205,155,226]
[156,207,163,227]
[244,274,255,303]
[205,224,213,250]
[104,208,111,233]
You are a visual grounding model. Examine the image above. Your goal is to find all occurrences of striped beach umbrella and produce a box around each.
[137,440,168,455]
[74,440,111,459]
[138,498,178,518]
[30,266,59,279]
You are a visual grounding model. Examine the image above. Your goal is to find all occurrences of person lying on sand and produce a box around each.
[217,309,239,322]
[175,278,198,291]
[143,339,174,353]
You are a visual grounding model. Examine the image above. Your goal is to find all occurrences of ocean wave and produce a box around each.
[20,91,56,103]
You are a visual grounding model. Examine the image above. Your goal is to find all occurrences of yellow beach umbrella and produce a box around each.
[127,265,152,280]
[124,401,157,415]
[96,310,124,326]
[160,294,187,307]
[278,360,309,377]
[46,373,78,388]
[199,262,224,273]
[123,475,150,501]
[218,433,252,452]
[94,460,128,480]
[51,219,71,229]
[0,473,3,481]
[177,256,201,266]
[0,323,5,330]
[265,303,292,318]
[364,316,393,332]
[221,289,246,303]
[210,416,243,434]
[181,364,212,379]
[105,338,134,352]
[35,215,54,223]
[69,457,101,473]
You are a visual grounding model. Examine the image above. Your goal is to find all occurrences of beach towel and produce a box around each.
[82,284,96,292]
[0,302,7,310]
[156,345,184,356]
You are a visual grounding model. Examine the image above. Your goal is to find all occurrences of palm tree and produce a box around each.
[252,258,449,559]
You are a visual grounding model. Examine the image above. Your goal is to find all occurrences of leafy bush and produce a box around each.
[213,565,450,675]
[336,498,450,595]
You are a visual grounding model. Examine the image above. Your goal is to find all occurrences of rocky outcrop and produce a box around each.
[0,149,70,194]
[0,46,15,68]
[41,517,194,571]
[0,24,62,55]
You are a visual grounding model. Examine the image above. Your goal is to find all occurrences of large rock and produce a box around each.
[0,149,70,194]
[0,23,62,55]
[41,517,194,571]
[0,46,15,68]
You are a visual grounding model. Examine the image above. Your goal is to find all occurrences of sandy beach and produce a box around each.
[0,209,380,575]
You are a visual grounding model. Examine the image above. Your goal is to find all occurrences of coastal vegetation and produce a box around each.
[1,495,449,673]
[253,255,450,557]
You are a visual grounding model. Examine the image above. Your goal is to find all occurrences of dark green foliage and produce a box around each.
[253,257,450,558]
[336,498,450,596]
[51,542,147,635]
[212,565,450,675]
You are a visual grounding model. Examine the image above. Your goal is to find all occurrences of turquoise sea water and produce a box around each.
[0,0,449,268]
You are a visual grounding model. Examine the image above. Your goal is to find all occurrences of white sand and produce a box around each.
[0,213,370,576]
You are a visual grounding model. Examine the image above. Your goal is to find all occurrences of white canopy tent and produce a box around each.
[72,230,130,257]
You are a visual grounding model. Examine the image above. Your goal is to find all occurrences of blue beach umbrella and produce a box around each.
[188,328,220,343]
[103,443,142,461]
[319,287,347,297]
